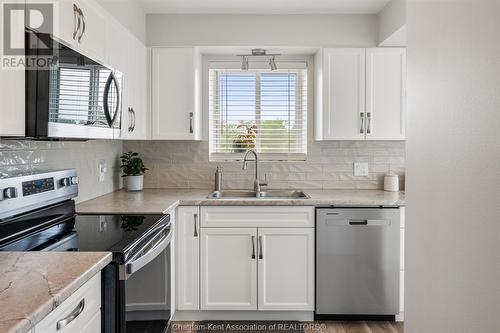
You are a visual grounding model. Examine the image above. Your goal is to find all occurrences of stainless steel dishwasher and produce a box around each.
[316,208,400,318]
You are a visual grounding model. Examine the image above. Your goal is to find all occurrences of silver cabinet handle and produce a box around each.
[72,4,80,40]
[131,108,136,132]
[360,112,365,134]
[78,8,85,42]
[251,236,256,259]
[127,108,133,132]
[189,112,194,134]
[56,299,85,330]
[366,112,372,134]
[258,236,263,260]
[193,213,198,237]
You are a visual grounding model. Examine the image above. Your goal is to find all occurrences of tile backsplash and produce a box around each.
[0,138,405,202]
[124,140,406,190]
[0,139,122,203]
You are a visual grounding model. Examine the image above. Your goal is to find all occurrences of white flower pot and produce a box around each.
[125,175,144,192]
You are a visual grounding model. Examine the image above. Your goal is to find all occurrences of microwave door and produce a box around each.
[26,31,122,140]
[48,64,117,139]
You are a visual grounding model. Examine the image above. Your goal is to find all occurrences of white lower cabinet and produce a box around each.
[34,272,101,333]
[180,206,316,313]
[200,228,258,310]
[176,206,200,310]
[258,228,315,311]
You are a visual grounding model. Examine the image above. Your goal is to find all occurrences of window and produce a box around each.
[209,62,307,161]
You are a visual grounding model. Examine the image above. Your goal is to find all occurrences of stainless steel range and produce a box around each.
[0,170,172,333]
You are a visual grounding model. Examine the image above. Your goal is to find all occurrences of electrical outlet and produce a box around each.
[354,162,369,177]
[98,160,107,182]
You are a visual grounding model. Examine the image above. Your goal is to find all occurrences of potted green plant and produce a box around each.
[120,152,148,191]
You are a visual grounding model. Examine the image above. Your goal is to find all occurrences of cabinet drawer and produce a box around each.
[201,206,314,228]
[35,272,101,333]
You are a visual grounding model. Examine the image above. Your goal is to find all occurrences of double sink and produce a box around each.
[207,190,310,199]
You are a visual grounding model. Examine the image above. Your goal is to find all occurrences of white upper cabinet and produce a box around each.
[122,38,148,140]
[151,47,202,140]
[315,47,406,141]
[107,19,148,140]
[316,48,366,141]
[0,1,25,137]
[365,48,406,140]
[53,0,106,63]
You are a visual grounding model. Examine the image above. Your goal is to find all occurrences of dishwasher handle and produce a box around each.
[325,219,391,227]
[349,219,368,225]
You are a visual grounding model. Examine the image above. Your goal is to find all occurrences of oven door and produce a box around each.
[119,224,173,333]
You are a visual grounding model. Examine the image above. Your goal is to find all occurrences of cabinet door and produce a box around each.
[121,37,148,140]
[257,228,315,311]
[0,1,25,136]
[366,48,406,140]
[52,0,78,48]
[200,228,257,310]
[74,0,106,63]
[151,47,201,140]
[322,48,366,140]
[176,206,200,310]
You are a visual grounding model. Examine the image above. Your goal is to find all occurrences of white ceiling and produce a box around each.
[138,0,392,15]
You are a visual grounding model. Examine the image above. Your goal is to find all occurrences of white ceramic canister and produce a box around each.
[384,173,399,192]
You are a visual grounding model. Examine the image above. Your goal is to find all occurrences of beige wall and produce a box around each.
[147,14,378,47]
[98,0,147,43]
[0,139,122,203]
[377,0,406,45]
[405,1,500,332]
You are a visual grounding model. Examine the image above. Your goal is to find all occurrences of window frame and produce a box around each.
[208,60,308,162]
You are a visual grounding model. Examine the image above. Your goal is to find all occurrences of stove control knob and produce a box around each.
[60,177,71,187]
[70,176,79,185]
[3,187,18,199]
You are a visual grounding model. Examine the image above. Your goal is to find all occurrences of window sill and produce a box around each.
[210,152,307,162]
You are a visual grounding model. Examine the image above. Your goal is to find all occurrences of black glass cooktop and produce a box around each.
[0,200,169,264]
[74,214,169,263]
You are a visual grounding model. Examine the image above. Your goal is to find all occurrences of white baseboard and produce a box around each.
[173,311,314,322]
[396,311,404,322]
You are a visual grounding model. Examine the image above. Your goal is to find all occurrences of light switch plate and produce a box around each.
[98,160,107,182]
[354,162,369,177]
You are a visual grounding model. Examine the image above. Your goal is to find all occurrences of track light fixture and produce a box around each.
[241,56,248,71]
[237,49,281,71]
[269,56,277,71]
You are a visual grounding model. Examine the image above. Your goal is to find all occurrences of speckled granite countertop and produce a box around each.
[0,252,112,333]
[76,188,405,215]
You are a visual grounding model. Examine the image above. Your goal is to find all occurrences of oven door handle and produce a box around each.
[124,226,173,278]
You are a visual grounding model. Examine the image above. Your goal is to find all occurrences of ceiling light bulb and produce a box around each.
[241,56,249,71]
[269,56,277,71]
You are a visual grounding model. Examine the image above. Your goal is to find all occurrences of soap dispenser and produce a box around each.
[214,166,223,192]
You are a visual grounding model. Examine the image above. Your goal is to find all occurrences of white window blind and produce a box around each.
[209,63,307,161]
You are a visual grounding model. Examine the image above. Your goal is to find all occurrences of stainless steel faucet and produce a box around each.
[242,149,267,197]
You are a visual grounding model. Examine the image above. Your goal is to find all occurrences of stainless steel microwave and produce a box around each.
[25,30,122,139]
